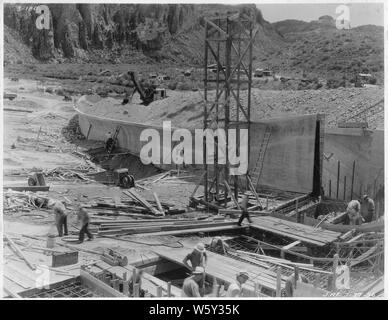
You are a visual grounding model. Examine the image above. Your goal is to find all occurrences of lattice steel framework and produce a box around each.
[202,12,257,204]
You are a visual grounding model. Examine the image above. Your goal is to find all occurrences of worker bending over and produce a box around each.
[285,273,309,297]
[210,237,229,255]
[183,242,207,272]
[226,270,250,297]
[77,206,93,243]
[53,201,68,237]
[181,267,205,297]
[345,199,363,225]
[361,194,375,223]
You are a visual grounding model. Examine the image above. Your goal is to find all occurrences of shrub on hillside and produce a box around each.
[368,77,377,85]
[326,77,346,89]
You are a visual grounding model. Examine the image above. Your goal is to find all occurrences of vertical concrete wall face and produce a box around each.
[323,128,384,201]
[77,105,320,195]
[250,115,318,194]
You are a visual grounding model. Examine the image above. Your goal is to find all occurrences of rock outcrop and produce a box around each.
[4,3,280,64]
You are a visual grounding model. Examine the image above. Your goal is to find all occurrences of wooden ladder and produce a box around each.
[250,126,272,189]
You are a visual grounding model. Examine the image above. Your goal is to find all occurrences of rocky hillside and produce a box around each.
[4,4,384,84]
[3,3,281,65]
[268,16,384,82]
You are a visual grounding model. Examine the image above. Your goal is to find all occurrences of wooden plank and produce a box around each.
[136,225,245,237]
[152,192,165,216]
[3,185,50,192]
[282,240,302,251]
[155,247,286,295]
[125,189,163,216]
[250,216,340,246]
[98,221,235,235]
[4,234,36,270]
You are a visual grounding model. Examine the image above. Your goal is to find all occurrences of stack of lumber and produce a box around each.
[3,190,50,213]
[95,218,236,236]
[84,189,185,218]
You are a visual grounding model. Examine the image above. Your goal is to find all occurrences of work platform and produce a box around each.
[155,246,287,296]
[250,216,341,247]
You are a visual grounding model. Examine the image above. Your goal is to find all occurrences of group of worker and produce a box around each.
[181,242,249,297]
[52,201,93,244]
[345,194,378,225]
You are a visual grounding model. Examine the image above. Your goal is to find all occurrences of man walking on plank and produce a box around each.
[238,194,252,226]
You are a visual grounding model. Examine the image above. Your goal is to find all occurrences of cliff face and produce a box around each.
[4,3,280,64]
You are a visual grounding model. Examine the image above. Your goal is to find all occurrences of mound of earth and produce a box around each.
[76,87,384,130]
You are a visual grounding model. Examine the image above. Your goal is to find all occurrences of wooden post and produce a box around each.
[266,196,269,210]
[123,280,129,296]
[314,273,321,287]
[254,282,260,297]
[350,160,355,199]
[343,176,347,200]
[156,286,163,297]
[112,279,119,291]
[296,199,300,223]
[294,266,299,289]
[133,283,140,297]
[336,161,340,199]
[331,254,339,291]
[329,179,331,197]
[167,282,172,297]
[276,267,282,297]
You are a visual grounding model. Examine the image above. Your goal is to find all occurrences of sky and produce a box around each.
[257,2,384,27]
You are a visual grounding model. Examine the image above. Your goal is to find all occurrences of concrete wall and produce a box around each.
[77,105,319,195]
[249,115,318,194]
[322,128,384,201]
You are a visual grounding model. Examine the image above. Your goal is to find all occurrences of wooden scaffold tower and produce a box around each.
[190,10,260,210]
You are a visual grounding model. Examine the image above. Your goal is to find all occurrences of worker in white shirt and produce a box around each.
[226,270,249,297]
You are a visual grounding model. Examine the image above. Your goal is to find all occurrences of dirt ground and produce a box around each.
[2,78,207,295]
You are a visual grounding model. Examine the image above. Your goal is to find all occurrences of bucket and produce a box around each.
[47,225,56,248]
[46,235,55,248]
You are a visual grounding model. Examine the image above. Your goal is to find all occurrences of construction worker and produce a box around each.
[53,201,68,237]
[285,273,309,297]
[105,131,114,151]
[77,206,93,243]
[181,266,205,297]
[344,199,363,225]
[361,194,375,223]
[210,236,229,255]
[226,270,249,297]
[183,242,207,272]
[237,194,252,226]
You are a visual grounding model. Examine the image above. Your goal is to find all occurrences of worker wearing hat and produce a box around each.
[345,199,363,225]
[181,266,205,297]
[183,242,208,272]
[361,194,375,223]
[226,270,249,297]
